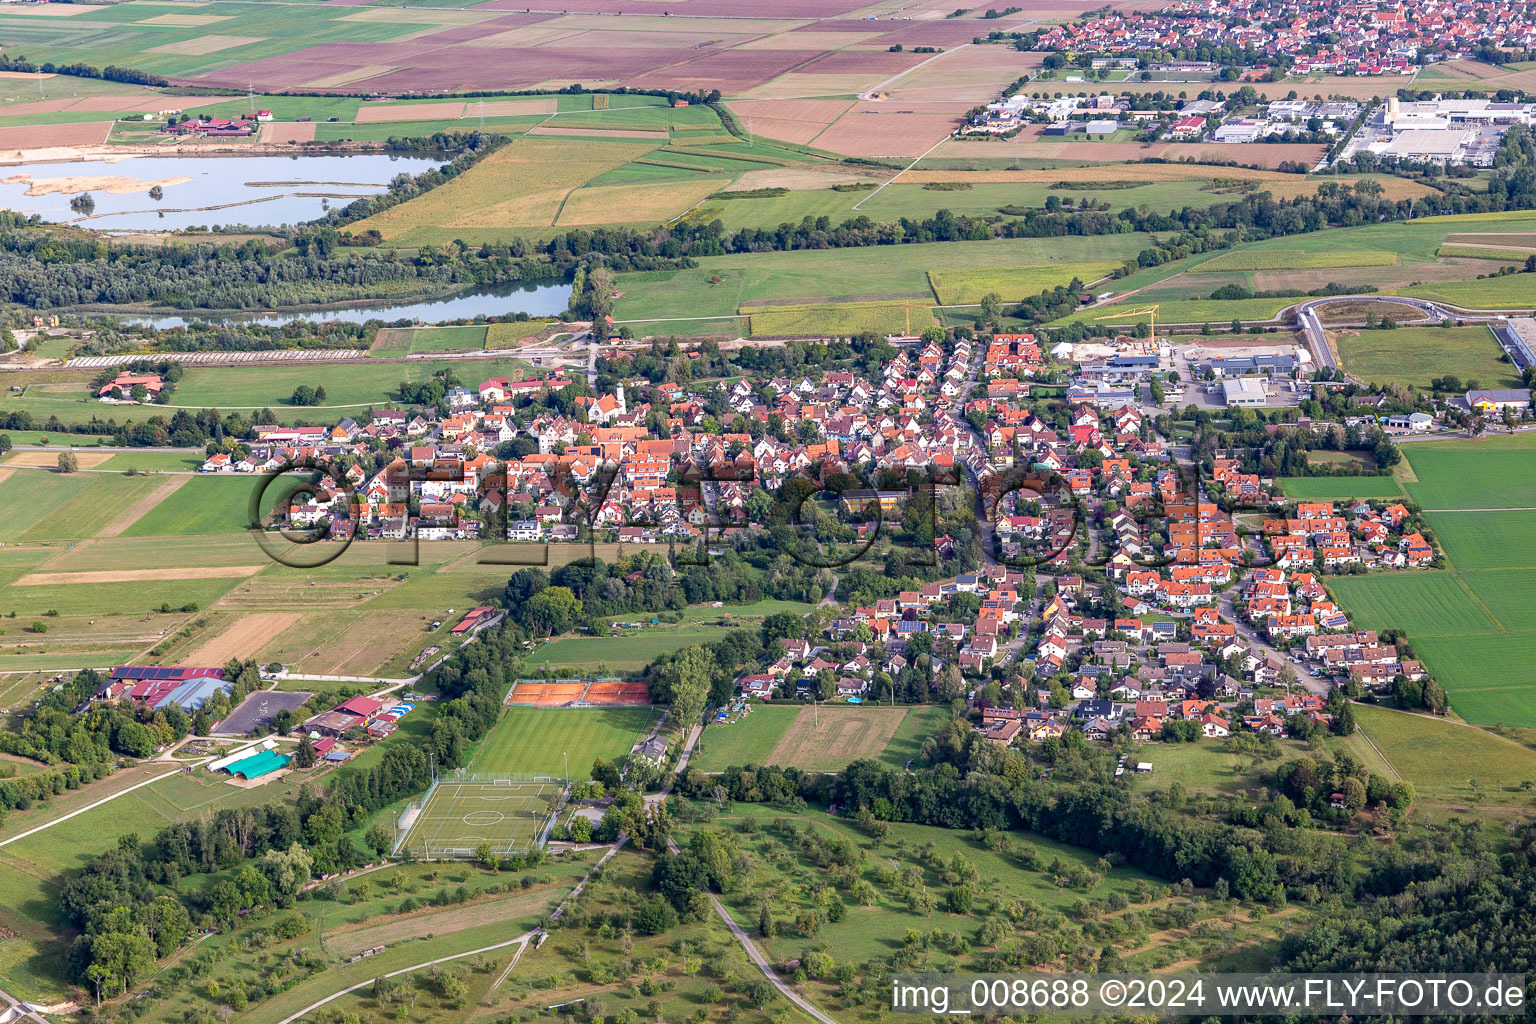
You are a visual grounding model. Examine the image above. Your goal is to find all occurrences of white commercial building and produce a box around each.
[1221,377,1268,407]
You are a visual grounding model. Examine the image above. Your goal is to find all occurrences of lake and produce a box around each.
[0,152,443,230]
[126,278,572,329]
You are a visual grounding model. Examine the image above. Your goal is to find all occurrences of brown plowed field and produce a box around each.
[0,122,111,152]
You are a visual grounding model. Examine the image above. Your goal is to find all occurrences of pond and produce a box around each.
[125,278,572,329]
[0,152,444,230]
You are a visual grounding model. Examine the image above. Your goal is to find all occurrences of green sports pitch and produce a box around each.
[394,778,567,859]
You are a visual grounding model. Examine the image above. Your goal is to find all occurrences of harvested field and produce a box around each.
[97,475,190,538]
[473,25,582,47]
[302,65,397,90]
[355,101,465,123]
[0,122,111,155]
[901,164,1291,183]
[146,35,265,55]
[0,3,92,13]
[473,98,558,116]
[742,29,885,49]
[555,178,721,227]
[727,98,852,124]
[1160,142,1326,167]
[182,611,301,665]
[351,137,657,240]
[338,7,502,24]
[14,565,264,587]
[766,705,907,771]
[626,49,828,94]
[818,102,967,158]
[798,50,928,74]
[291,609,425,675]
[736,72,892,99]
[526,126,665,140]
[3,451,112,468]
[259,121,317,144]
[730,166,873,190]
[138,12,230,26]
[882,46,1043,102]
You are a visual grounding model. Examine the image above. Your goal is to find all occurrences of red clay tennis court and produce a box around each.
[506,682,586,706]
[584,681,651,705]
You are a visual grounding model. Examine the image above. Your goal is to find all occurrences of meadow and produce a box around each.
[1351,703,1536,809]
[1334,325,1520,391]
[613,234,1154,321]
[1277,476,1405,500]
[747,300,925,337]
[468,706,658,777]
[1048,296,1298,328]
[528,625,735,673]
[1192,249,1398,272]
[1401,274,1536,311]
[368,324,487,357]
[689,704,942,773]
[926,261,1121,304]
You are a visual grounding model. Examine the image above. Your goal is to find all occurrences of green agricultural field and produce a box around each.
[1277,476,1404,500]
[1325,572,1498,638]
[746,300,925,337]
[468,706,658,777]
[1192,249,1398,272]
[1048,296,1297,328]
[0,469,97,542]
[485,319,556,348]
[18,472,167,542]
[612,234,1154,321]
[368,324,487,357]
[121,475,272,535]
[167,357,530,409]
[528,625,736,673]
[1401,274,1536,311]
[1423,510,1536,571]
[1436,244,1534,262]
[1403,435,1536,510]
[927,261,1121,304]
[1335,325,1520,391]
[1320,435,1536,724]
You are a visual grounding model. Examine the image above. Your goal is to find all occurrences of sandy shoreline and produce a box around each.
[0,172,194,196]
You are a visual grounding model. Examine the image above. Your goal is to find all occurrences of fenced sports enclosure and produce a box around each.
[392,772,569,859]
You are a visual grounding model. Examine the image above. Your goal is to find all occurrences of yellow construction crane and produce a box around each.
[1093,303,1160,339]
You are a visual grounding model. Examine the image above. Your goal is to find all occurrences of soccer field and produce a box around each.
[394,779,566,858]
[470,706,659,777]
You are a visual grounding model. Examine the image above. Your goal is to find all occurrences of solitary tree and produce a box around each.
[57,451,78,474]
